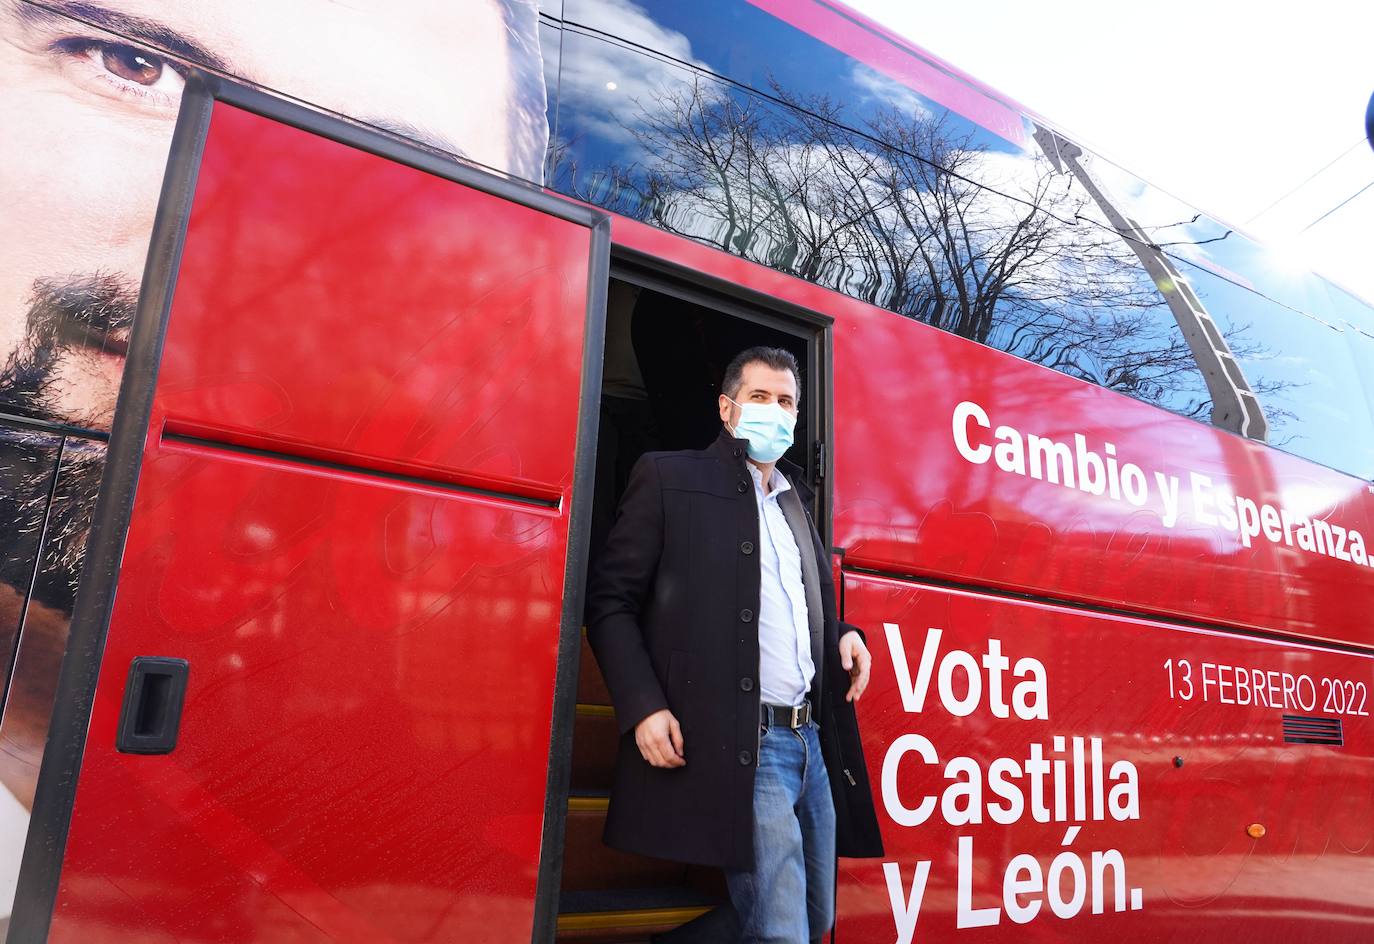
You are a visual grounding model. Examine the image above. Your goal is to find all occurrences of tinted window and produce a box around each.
[1173,258,1374,478]
[547,1,1374,480]
[552,25,1211,415]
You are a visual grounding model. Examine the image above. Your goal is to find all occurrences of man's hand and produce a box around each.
[839,631,871,702]
[635,708,686,768]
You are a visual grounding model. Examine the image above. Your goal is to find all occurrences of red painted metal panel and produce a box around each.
[155,102,590,501]
[611,215,1374,648]
[52,106,594,941]
[55,446,566,942]
[839,571,1374,942]
[829,300,1374,649]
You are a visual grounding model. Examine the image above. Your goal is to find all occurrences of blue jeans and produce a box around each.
[654,721,836,944]
[728,719,836,943]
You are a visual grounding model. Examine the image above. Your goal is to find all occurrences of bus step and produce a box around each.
[570,704,617,792]
[562,790,686,892]
[556,886,717,941]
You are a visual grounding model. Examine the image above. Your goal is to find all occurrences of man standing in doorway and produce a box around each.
[587,346,883,943]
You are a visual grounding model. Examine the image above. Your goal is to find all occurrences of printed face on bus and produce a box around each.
[0,0,547,605]
[0,0,546,431]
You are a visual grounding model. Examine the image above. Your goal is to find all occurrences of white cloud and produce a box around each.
[557,0,710,155]
[849,63,934,122]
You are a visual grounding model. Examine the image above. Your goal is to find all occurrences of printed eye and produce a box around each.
[52,38,188,108]
[98,43,179,89]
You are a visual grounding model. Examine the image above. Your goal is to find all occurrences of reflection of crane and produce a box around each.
[1033,126,1268,441]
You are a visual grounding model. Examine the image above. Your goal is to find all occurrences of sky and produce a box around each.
[844,0,1374,303]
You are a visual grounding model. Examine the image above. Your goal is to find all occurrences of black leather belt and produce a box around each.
[761,701,812,729]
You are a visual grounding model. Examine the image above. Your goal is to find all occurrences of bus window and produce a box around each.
[1177,257,1374,480]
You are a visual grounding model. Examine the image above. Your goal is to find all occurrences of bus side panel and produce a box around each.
[837,572,1374,942]
[51,105,596,942]
[827,292,1374,649]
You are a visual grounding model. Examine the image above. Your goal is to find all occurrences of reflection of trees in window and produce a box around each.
[552,78,1292,426]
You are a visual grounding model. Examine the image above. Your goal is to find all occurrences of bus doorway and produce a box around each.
[589,269,827,561]
[558,268,829,941]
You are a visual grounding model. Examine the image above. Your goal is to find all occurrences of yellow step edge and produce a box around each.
[576,703,614,718]
[556,906,711,932]
[567,794,609,813]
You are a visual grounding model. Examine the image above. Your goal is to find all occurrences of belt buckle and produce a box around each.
[790,704,804,729]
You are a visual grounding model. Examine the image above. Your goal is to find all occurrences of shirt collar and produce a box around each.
[747,463,790,497]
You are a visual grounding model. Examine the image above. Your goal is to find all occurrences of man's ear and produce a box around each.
[719,395,734,426]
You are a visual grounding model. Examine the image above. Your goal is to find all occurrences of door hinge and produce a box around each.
[813,440,827,482]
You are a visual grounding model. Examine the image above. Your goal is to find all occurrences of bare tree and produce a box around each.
[552,76,1293,421]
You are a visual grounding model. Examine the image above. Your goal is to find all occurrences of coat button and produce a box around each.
[740,541,754,555]
[733,447,743,458]
[740,677,754,692]
[736,481,748,493]
[739,608,753,623]
[738,750,752,766]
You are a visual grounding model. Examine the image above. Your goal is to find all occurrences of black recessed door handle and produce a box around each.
[115,657,189,755]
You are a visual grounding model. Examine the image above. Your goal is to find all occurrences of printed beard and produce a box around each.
[0,429,105,616]
[0,274,134,613]
[0,272,138,428]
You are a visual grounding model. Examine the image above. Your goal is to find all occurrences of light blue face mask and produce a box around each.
[726,396,796,463]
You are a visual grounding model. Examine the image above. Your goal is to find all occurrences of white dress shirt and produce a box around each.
[748,464,814,706]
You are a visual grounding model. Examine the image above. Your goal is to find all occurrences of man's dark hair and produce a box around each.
[722,346,802,401]
[500,0,551,183]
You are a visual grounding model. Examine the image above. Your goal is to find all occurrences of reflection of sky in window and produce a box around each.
[1176,258,1374,478]
[559,0,1023,156]
[1091,161,1222,232]
[1078,148,1374,339]
[1090,155,1374,477]
[552,3,1210,420]
[1324,282,1374,335]
[1321,284,1374,444]
[548,0,1374,481]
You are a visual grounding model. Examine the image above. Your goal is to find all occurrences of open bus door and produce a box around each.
[12,78,608,943]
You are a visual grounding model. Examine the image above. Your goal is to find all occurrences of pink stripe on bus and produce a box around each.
[747,0,1028,145]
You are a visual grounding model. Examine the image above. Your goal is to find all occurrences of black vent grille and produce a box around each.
[1282,714,1343,746]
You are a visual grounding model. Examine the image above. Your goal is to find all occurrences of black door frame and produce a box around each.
[609,249,835,545]
[11,73,610,944]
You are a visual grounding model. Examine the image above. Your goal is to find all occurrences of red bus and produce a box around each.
[3,1,1374,941]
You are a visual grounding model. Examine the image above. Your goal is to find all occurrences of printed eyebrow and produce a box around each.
[16,0,232,72]
[366,117,471,163]
[18,3,473,168]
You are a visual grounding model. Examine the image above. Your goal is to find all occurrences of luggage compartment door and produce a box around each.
[837,570,1374,942]
[24,80,608,943]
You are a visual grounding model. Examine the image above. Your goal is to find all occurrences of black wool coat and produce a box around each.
[585,430,884,869]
